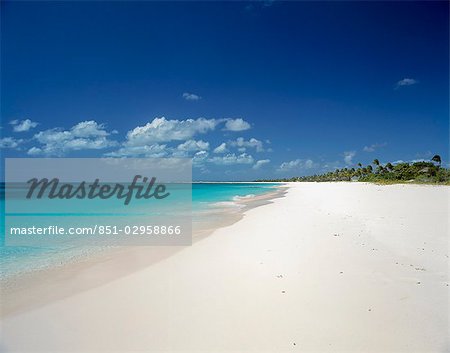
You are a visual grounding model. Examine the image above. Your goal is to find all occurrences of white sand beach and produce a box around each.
[1,183,449,352]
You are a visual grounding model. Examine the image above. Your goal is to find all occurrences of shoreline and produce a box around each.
[0,184,288,318]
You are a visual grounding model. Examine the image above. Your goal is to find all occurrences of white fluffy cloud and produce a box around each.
[193,150,209,164]
[363,142,387,152]
[253,159,270,169]
[343,151,356,165]
[107,117,217,157]
[209,153,254,165]
[177,139,209,152]
[27,146,43,155]
[223,118,251,132]
[10,119,38,132]
[212,137,264,155]
[396,78,418,88]
[0,137,23,149]
[278,159,314,171]
[28,120,117,156]
[182,92,201,101]
[125,117,217,146]
[229,137,264,152]
[304,159,314,169]
[87,116,257,159]
[213,142,228,154]
[279,159,301,171]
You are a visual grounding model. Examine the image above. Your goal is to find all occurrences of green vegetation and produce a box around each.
[258,155,450,185]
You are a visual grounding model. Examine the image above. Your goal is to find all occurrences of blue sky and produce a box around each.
[1,1,448,181]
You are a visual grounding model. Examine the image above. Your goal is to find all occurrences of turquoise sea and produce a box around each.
[0,183,278,279]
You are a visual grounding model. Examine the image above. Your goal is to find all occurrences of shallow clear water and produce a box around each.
[0,183,278,279]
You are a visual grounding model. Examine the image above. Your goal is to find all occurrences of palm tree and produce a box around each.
[357,162,362,168]
[367,165,373,173]
[432,154,442,167]
[385,162,393,172]
[373,159,380,166]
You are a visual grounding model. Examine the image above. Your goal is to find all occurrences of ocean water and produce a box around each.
[0,182,278,279]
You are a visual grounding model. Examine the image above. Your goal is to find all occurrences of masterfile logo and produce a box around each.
[25,175,170,205]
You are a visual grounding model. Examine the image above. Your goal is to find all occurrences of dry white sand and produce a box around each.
[1,183,448,352]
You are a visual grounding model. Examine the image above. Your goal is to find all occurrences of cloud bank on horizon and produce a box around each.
[1,117,279,176]
[0,115,409,179]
